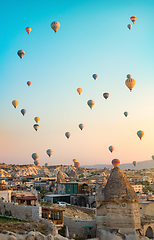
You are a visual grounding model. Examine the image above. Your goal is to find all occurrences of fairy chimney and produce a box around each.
[96,166,141,234]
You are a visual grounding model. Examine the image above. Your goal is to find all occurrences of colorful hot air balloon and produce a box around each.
[79,123,84,130]
[12,100,19,108]
[25,27,32,34]
[87,100,95,109]
[130,16,137,24]
[21,109,26,116]
[27,81,31,87]
[33,124,39,131]
[112,159,120,167]
[32,153,39,161]
[17,50,25,59]
[74,162,80,167]
[133,161,137,166]
[77,88,83,95]
[127,24,132,30]
[73,159,77,163]
[152,155,154,160]
[109,146,114,153]
[137,130,144,140]
[34,160,39,166]
[65,132,71,139]
[103,93,109,100]
[34,117,40,123]
[124,111,128,117]
[127,74,132,79]
[125,78,136,91]
[45,163,49,166]
[92,74,98,80]
[51,21,60,33]
[46,149,53,157]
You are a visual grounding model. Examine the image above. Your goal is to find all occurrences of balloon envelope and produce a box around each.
[34,160,39,166]
[152,155,154,160]
[124,111,128,117]
[12,100,19,108]
[137,130,144,140]
[77,88,82,95]
[32,153,39,161]
[45,163,49,166]
[25,27,32,34]
[46,149,53,157]
[17,50,25,59]
[73,159,77,163]
[33,124,39,131]
[27,81,31,87]
[103,93,109,100]
[34,117,40,123]
[125,78,136,91]
[92,74,98,80]
[130,16,137,24]
[133,161,137,166]
[21,109,26,116]
[51,21,60,33]
[112,159,120,167]
[127,74,132,79]
[74,162,80,167]
[79,123,84,130]
[87,100,95,109]
[65,132,71,139]
[127,24,132,29]
[109,146,114,153]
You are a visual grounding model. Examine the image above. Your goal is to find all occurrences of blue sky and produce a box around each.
[1,0,154,166]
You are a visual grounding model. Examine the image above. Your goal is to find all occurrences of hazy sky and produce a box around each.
[1,0,154,166]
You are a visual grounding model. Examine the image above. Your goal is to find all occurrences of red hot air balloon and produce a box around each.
[25,27,32,34]
[130,16,137,24]
[27,81,31,87]
[74,162,80,167]
[112,159,120,167]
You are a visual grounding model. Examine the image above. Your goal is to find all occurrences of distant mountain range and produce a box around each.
[82,160,154,170]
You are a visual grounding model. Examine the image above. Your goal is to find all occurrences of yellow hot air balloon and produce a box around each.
[87,100,95,109]
[12,100,19,108]
[77,88,83,95]
[137,130,144,140]
[73,159,77,163]
[125,78,136,91]
[34,117,40,123]
[51,21,60,33]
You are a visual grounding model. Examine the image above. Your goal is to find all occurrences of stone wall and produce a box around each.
[63,216,96,238]
[139,201,154,217]
[67,205,95,215]
[0,200,42,221]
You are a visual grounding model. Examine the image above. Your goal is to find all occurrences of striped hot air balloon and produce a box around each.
[130,16,137,24]
[125,78,136,91]
[112,159,120,167]
[51,21,60,33]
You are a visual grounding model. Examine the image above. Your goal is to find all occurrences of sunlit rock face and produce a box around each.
[96,167,141,235]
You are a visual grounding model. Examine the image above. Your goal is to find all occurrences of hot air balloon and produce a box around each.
[112,159,120,167]
[152,155,154,160]
[125,78,136,91]
[12,100,19,108]
[33,124,39,131]
[25,27,32,34]
[137,130,144,140]
[79,123,84,130]
[87,100,95,109]
[46,149,53,157]
[27,81,31,87]
[73,159,77,163]
[17,50,25,59]
[21,109,26,116]
[32,153,39,161]
[127,24,132,30]
[77,88,82,95]
[127,74,132,79]
[109,146,114,153]
[45,163,49,167]
[34,160,39,166]
[74,162,80,167]
[133,161,137,166]
[103,93,109,100]
[51,21,60,33]
[124,111,129,117]
[65,132,71,139]
[92,74,98,80]
[34,117,40,123]
[130,16,137,24]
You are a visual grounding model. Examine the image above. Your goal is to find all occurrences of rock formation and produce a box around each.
[69,170,78,178]
[57,171,66,183]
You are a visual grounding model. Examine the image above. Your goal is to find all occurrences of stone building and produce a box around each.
[96,166,143,237]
